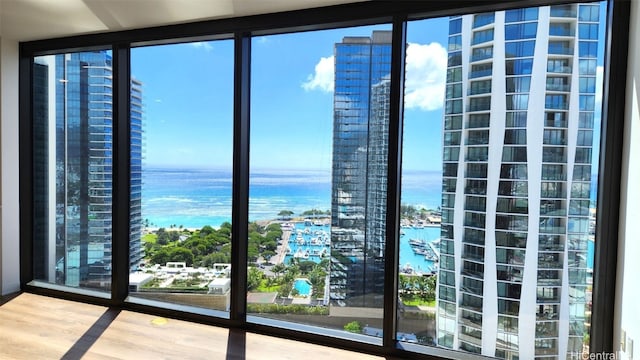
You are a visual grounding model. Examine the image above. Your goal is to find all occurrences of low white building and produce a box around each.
[208,278,231,295]
[129,272,154,292]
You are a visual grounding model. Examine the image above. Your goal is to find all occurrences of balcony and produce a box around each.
[550,7,577,18]
[546,83,571,92]
[468,69,492,79]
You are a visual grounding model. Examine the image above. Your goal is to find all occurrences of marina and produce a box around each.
[277,221,440,276]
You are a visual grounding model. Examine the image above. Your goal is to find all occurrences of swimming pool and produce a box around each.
[293,278,312,296]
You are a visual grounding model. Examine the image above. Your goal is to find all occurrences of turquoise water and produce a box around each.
[293,278,312,296]
[283,222,439,274]
[142,167,595,272]
[400,226,440,273]
[284,223,331,264]
[142,167,441,228]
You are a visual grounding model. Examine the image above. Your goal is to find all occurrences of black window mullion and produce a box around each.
[112,43,131,305]
[230,32,251,325]
[591,0,629,354]
[383,17,407,349]
[19,50,35,289]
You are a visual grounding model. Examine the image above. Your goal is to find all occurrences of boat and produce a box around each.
[413,248,429,255]
[400,263,414,274]
[409,238,426,247]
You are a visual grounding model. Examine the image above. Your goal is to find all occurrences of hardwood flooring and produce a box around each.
[0,293,385,360]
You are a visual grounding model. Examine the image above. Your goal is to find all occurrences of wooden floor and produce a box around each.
[0,293,386,360]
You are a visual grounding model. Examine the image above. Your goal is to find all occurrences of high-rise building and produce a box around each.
[33,51,143,289]
[437,4,599,359]
[330,31,391,309]
[130,78,144,268]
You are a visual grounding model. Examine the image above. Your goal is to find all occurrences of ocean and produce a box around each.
[142,167,442,229]
[142,167,442,272]
[141,167,595,271]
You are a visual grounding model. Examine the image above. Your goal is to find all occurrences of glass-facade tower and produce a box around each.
[330,31,391,309]
[437,4,598,359]
[33,51,143,289]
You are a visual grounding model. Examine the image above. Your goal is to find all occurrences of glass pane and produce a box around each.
[33,50,114,293]
[127,40,234,315]
[248,25,390,341]
[399,2,606,359]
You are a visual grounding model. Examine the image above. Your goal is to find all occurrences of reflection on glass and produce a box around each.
[33,51,115,292]
[399,2,604,359]
[127,40,234,314]
[248,26,390,339]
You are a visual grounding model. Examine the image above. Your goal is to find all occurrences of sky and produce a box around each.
[131,3,606,173]
[131,19,450,172]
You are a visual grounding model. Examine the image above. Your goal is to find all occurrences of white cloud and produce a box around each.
[190,41,213,52]
[302,55,334,92]
[302,42,447,106]
[404,42,448,111]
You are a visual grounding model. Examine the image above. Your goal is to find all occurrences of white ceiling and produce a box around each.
[0,0,365,42]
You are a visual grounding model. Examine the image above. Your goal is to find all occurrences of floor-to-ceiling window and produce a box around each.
[126,40,235,315]
[247,25,393,339]
[23,1,622,359]
[396,3,606,359]
[32,50,115,294]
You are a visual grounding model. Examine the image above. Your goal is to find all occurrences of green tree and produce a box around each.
[201,252,228,267]
[400,204,417,219]
[272,263,286,281]
[200,225,215,237]
[168,247,194,266]
[278,282,292,297]
[156,228,169,245]
[150,248,170,265]
[344,321,361,333]
[417,275,436,302]
[298,260,316,274]
[308,264,327,290]
[247,266,264,291]
[169,231,180,242]
[278,210,294,219]
[399,274,410,294]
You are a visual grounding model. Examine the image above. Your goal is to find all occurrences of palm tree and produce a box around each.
[272,263,286,282]
[247,267,264,291]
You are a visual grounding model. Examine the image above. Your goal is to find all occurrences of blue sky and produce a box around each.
[132,19,450,172]
[132,5,605,173]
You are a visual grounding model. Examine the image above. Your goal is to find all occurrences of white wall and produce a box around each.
[1,37,20,295]
[616,0,640,358]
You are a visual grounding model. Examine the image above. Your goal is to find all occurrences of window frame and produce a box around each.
[17,0,628,358]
